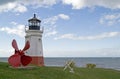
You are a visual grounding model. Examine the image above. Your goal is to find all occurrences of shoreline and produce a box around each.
[0,57,120,71]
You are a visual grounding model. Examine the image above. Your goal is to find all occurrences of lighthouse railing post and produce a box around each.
[25,25,29,32]
[41,26,44,33]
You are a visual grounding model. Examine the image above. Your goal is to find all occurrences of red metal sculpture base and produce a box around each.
[8,39,32,67]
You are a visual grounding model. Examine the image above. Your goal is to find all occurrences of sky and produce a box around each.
[0,0,120,57]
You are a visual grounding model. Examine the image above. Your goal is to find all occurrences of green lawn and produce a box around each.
[0,62,120,79]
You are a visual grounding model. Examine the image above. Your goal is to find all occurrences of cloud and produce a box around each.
[0,0,16,5]
[20,0,57,7]
[92,48,120,57]
[58,14,70,20]
[54,32,120,40]
[1,0,120,13]
[13,4,27,13]
[44,26,58,37]
[10,21,18,25]
[0,0,57,13]
[0,49,13,57]
[0,2,27,13]
[0,23,25,37]
[62,0,120,9]
[45,30,57,37]
[54,34,75,40]
[62,0,86,9]
[43,14,70,37]
[43,14,70,25]
[99,13,120,26]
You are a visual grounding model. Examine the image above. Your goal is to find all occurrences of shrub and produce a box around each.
[86,63,96,68]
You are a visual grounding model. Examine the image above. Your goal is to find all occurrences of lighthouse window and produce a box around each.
[40,51,41,54]
[38,38,41,41]
[29,22,32,26]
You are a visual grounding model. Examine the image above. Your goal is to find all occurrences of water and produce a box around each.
[0,57,120,70]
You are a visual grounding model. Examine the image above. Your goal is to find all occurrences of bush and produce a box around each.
[86,63,96,68]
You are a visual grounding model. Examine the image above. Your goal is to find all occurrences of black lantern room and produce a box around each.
[28,14,41,30]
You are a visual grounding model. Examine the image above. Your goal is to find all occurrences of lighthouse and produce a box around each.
[25,14,44,66]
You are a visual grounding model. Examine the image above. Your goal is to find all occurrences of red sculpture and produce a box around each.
[8,39,32,67]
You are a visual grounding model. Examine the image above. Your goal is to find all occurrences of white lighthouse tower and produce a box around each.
[25,14,44,66]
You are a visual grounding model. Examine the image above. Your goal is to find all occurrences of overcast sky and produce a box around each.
[0,0,120,57]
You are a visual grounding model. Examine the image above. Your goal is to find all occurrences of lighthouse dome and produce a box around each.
[28,14,41,22]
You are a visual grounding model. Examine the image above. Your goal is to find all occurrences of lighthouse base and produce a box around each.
[30,56,44,66]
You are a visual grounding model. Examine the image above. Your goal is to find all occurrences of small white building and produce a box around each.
[25,14,44,66]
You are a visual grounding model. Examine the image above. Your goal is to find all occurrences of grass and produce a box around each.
[0,62,120,79]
